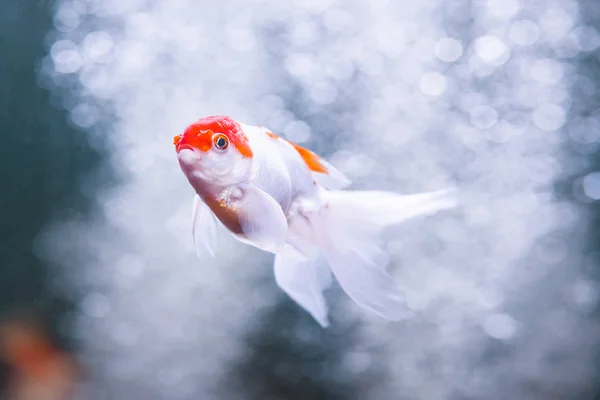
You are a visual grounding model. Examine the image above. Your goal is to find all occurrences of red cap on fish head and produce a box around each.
[173,115,253,158]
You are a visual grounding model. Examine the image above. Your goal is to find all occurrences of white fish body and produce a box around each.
[174,115,458,327]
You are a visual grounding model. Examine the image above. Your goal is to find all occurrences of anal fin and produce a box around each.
[274,244,332,327]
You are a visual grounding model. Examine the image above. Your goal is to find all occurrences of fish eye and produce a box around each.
[213,134,229,150]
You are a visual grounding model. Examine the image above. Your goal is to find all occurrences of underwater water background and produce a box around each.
[1,0,600,399]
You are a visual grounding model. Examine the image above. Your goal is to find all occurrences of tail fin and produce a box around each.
[309,188,458,322]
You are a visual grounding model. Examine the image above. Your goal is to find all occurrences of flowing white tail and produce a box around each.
[304,188,458,325]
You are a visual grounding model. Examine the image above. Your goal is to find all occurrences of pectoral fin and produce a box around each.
[233,184,288,254]
[192,194,221,258]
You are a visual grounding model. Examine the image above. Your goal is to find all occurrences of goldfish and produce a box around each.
[174,115,457,327]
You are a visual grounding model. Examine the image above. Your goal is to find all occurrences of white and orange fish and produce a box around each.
[174,115,457,327]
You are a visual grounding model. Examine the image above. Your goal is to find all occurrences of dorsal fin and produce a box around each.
[263,128,352,189]
[288,142,328,174]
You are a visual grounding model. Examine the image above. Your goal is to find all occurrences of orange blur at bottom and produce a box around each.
[0,318,79,400]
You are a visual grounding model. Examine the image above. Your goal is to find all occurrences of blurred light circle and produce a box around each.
[475,35,509,65]
[539,8,574,42]
[419,72,447,97]
[486,0,520,20]
[82,31,114,62]
[284,120,312,143]
[530,58,563,85]
[582,172,600,200]
[572,280,599,308]
[483,313,517,340]
[309,81,338,104]
[53,50,84,73]
[289,19,318,46]
[435,38,463,62]
[576,26,600,52]
[536,237,568,265]
[54,4,80,32]
[569,117,600,144]
[227,28,256,52]
[470,105,498,129]
[509,20,540,46]
[50,40,83,73]
[81,293,110,318]
[70,103,100,128]
[284,53,314,77]
[532,103,565,131]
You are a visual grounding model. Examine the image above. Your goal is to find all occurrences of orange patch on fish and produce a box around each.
[265,131,279,140]
[178,125,213,152]
[202,192,244,235]
[178,116,253,158]
[263,128,329,174]
[290,142,329,174]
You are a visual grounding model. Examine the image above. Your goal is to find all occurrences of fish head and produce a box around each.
[174,115,253,186]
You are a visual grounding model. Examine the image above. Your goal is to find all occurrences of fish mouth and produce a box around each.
[176,143,195,152]
[177,147,202,167]
[173,134,195,152]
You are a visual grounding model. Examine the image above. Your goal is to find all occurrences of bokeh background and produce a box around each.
[2,0,600,399]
